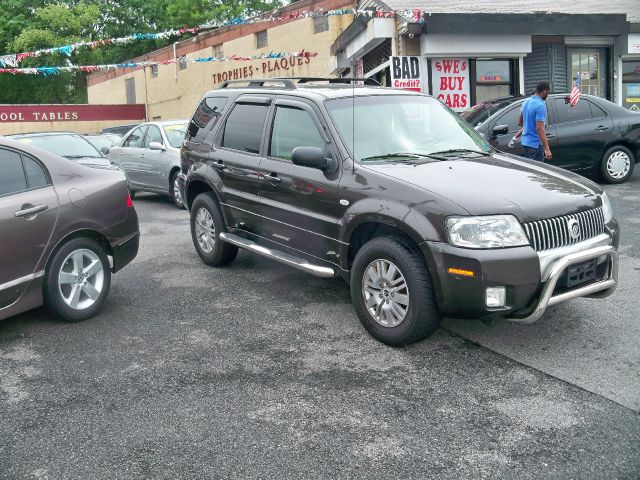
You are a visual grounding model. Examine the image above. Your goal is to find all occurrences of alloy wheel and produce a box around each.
[362,259,410,327]
[173,175,184,207]
[607,151,631,180]
[58,249,105,310]
[195,207,216,253]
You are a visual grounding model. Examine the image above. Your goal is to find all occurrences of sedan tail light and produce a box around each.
[126,192,134,208]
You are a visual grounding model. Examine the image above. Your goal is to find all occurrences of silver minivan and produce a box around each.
[109,121,188,209]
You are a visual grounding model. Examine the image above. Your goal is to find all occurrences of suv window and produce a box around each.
[0,149,27,196]
[269,107,325,160]
[124,126,147,148]
[144,125,163,148]
[221,103,269,154]
[553,98,591,124]
[187,97,228,144]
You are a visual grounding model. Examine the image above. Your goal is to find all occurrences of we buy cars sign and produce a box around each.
[431,58,470,112]
[390,56,422,91]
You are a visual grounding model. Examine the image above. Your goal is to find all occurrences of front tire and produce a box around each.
[351,236,441,346]
[169,171,185,209]
[44,237,111,322]
[600,145,634,184]
[190,192,238,266]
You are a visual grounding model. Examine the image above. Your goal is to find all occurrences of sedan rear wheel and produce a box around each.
[601,146,635,184]
[44,237,111,322]
[170,171,185,209]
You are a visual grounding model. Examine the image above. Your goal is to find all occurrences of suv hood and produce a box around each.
[364,152,602,222]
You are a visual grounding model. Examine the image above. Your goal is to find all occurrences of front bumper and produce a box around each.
[422,224,619,321]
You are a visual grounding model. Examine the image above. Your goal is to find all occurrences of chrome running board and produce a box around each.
[218,232,336,278]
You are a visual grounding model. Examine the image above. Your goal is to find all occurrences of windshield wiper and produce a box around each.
[360,152,427,162]
[428,148,490,157]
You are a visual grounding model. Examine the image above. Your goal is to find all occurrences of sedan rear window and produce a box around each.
[0,149,27,196]
[16,134,102,158]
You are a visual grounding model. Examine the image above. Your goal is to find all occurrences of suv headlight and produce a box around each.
[446,215,530,249]
[600,192,613,223]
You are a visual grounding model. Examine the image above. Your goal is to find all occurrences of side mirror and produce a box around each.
[492,125,509,136]
[100,146,110,155]
[149,141,166,151]
[291,147,335,172]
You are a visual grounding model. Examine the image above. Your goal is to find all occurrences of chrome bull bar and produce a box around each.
[507,245,618,324]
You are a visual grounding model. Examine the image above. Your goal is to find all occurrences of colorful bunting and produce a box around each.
[0,50,319,75]
[0,7,426,67]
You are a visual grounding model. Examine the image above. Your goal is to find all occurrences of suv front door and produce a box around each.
[0,148,58,309]
[213,96,271,234]
[259,98,342,264]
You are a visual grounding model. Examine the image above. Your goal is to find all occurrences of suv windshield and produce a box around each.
[326,95,491,162]
[16,134,102,158]
[164,122,188,148]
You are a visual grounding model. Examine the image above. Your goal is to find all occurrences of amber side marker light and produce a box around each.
[447,267,475,277]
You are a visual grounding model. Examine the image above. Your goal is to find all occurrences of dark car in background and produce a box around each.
[8,132,116,170]
[0,137,139,323]
[101,123,139,136]
[462,94,640,183]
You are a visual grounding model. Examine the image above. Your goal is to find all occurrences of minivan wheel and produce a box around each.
[190,192,238,266]
[169,171,185,209]
[600,145,634,184]
[350,236,441,346]
[44,237,111,322]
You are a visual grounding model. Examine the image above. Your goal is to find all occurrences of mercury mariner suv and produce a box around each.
[178,78,619,346]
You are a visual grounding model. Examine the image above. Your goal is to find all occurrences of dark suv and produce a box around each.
[179,78,619,346]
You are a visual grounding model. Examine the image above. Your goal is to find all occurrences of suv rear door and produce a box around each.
[212,95,271,233]
[0,147,58,310]
[259,97,342,263]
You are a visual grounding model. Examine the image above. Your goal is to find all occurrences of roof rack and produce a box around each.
[218,77,381,90]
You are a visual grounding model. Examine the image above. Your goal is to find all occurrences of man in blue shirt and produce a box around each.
[518,81,552,161]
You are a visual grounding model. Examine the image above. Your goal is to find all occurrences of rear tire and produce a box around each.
[600,145,634,184]
[169,170,185,209]
[190,192,238,266]
[44,237,111,322]
[350,236,441,346]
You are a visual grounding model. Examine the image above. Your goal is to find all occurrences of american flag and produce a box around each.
[569,73,581,106]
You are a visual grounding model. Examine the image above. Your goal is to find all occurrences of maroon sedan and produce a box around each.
[0,137,139,322]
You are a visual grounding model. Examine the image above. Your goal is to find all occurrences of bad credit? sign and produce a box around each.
[390,56,421,92]
[431,58,470,112]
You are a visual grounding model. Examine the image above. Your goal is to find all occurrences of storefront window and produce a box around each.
[474,60,513,104]
[622,61,640,112]
[569,49,606,98]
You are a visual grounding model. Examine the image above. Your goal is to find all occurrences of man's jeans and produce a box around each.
[523,145,544,161]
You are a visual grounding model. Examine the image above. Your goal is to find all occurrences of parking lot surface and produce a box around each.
[1,177,639,479]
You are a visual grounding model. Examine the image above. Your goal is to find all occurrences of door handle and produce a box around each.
[595,125,608,131]
[546,133,556,138]
[140,153,146,158]
[264,173,281,184]
[15,204,48,218]
[214,160,226,170]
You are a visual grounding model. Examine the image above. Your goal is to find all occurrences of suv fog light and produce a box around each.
[486,287,506,308]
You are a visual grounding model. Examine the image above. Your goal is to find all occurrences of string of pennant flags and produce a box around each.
[0,50,319,76]
[0,6,426,68]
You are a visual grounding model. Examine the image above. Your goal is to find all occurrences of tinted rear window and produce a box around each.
[222,103,269,154]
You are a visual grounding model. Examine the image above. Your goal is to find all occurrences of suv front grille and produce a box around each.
[522,207,605,252]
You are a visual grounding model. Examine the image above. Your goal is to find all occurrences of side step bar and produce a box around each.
[218,232,336,278]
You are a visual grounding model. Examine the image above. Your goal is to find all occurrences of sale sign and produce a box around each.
[431,58,470,112]
[390,56,421,91]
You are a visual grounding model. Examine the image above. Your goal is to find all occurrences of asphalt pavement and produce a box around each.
[1,175,639,479]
